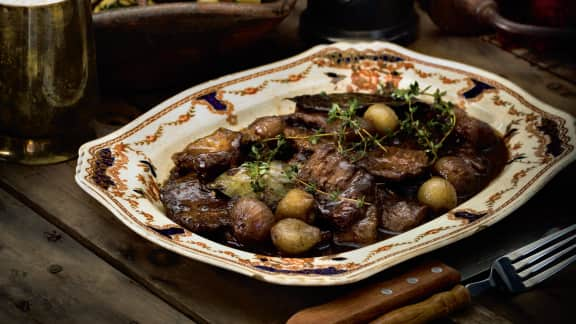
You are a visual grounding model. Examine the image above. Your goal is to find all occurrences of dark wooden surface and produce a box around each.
[1,1,575,323]
[0,189,191,324]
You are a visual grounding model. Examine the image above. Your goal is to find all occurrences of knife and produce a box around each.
[286,260,465,324]
[287,224,576,324]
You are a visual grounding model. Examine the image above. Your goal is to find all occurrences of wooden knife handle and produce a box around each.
[370,284,472,324]
[286,261,461,324]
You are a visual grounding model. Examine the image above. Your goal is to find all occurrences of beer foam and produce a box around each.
[0,0,66,7]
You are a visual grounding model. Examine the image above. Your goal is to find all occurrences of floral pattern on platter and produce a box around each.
[223,64,314,96]
[133,104,196,146]
[76,42,576,286]
[312,48,463,93]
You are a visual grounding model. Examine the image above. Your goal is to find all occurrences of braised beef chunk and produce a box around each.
[298,145,354,191]
[284,126,317,152]
[379,189,429,232]
[324,200,361,230]
[334,205,378,247]
[285,112,328,130]
[284,112,330,152]
[161,174,231,233]
[298,145,365,192]
[359,146,429,181]
[241,116,285,143]
[453,108,499,149]
[434,156,482,197]
[325,117,377,143]
[171,128,242,180]
[381,200,428,232]
[298,145,374,229]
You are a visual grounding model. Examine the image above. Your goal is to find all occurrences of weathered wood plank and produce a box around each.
[450,304,513,324]
[0,188,193,324]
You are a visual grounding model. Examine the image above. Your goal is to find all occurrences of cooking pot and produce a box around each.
[421,0,576,41]
[300,0,418,44]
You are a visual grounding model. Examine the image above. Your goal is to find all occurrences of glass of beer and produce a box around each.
[0,0,98,165]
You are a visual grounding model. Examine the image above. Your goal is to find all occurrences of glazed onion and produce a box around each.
[363,103,400,135]
[275,188,315,223]
[417,177,458,211]
[230,197,275,244]
[271,218,321,255]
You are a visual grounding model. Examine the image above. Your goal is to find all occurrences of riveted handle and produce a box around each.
[286,261,461,324]
[369,284,471,324]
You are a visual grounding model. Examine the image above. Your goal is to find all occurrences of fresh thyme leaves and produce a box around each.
[356,196,366,208]
[328,100,360,125]
[390,81,426,102]
[303,181,318,195]
[284,164,299,181]
[249,143,264,160]
[328,190,341,202]
[295,177,371,206]
[308,129,325,145]
[255,134,287,161]
[244,160,269,193]
[391,82,456,163]
[246,134,288,193]
[327,100,388,161]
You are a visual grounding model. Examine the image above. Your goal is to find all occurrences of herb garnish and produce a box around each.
[244,134,287,192]
[295,177,370,207]
[327,99,388,161]
[391,82,456,163]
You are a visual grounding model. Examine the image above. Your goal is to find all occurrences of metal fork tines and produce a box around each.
[496,224,576,292]
[466,224,576,295]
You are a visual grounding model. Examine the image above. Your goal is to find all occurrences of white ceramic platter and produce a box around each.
[75,42,576,286]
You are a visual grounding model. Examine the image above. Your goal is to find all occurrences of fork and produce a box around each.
[466,223,576,295]
[369,224,576,324]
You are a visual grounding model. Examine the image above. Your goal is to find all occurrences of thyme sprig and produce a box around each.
[391,82,456,163]
[327,99,389,161]
[261,130,336,144]
[294,177,370,208]
[244,134,287,192]
[244,161,269,193]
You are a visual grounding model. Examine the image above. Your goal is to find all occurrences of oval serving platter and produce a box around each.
[75,42,576,286]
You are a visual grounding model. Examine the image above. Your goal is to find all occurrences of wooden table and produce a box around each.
[1,2,575,323]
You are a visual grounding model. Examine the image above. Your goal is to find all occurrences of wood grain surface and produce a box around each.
[0,189,192,324]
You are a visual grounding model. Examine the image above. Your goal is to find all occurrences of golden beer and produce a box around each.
[0,0,98,164]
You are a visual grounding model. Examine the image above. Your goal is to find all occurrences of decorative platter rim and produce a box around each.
[75,41,576,286]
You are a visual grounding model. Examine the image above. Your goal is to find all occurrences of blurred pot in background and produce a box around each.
[300,0,418,44]
[420,0,576,51]
[92,0,297,92]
